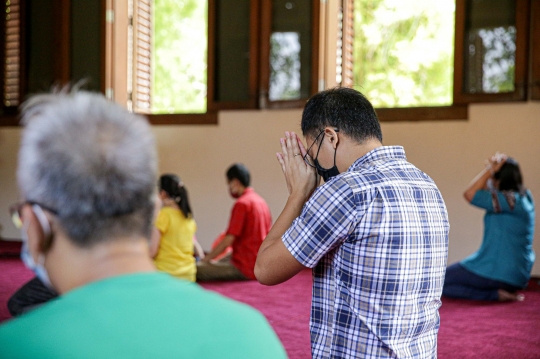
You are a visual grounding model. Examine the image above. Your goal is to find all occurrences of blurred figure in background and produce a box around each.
[443,153,535,301]
[151,174,197,282]
[197,163,272,281]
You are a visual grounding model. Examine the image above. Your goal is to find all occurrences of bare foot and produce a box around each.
[498,289,525,302]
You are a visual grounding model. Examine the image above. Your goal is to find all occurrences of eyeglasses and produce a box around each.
[9,201,58,229]
[303,129,325,168]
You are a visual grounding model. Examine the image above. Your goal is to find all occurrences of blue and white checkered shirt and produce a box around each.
[283,146,449,359]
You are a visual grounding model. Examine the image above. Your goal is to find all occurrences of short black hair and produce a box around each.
[226,163,250,187]
[301,87,383,143]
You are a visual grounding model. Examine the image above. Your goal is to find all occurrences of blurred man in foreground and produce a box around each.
[0,90,286,359]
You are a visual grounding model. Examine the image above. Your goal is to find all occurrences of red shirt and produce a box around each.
[226,187,272,279]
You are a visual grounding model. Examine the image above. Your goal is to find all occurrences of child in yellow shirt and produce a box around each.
[151,174,197,281]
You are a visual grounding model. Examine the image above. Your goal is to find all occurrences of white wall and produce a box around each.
[381,102,540,273]
[1,102,539,275]
[0,128,22,239]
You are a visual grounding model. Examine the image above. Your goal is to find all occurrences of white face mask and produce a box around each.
[20,205,54,290]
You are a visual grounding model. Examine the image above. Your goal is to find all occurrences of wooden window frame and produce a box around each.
[0,0,25,125]
[530,0,540,100]
[453,0,531,104]
[337,0,468,121]
[106,0,322,125]
[0,0,71,127]
[206,0,260,111]
[104,0,217,125]
[7,1,536,127]
[339,0,536,121]
[258,0,320,109]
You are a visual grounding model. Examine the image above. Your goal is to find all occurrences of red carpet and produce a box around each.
[438,293,540,359]
[1,257,539,359]
[0,258,34,321]
[200,271,313,358]
[0,240,22,258]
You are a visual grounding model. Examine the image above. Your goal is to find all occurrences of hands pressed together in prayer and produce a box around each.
[276,132,318,202]
[254,132,317,285]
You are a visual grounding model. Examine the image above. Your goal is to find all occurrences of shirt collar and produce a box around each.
[240,187,254,196]
[348,146,407,172]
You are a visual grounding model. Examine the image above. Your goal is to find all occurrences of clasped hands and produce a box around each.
[276,132,318,201]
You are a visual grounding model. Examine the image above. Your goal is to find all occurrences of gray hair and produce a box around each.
[17,90,157,247]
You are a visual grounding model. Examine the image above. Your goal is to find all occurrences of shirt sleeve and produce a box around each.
[471,189,515,213]
[155,209,170,234]
[226,201,247,237]
[282,179,357,268]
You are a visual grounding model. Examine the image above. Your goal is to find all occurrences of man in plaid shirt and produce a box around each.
[255,88,449,358]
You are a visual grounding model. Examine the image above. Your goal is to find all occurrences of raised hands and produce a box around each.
[276,132,318,201]
[486,152,507,175]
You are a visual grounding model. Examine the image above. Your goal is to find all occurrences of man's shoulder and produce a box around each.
[311,159,438,208]
[319,171,372,196]
[0,273,285,357]
[238,188,269,207]
[343,154,435,191]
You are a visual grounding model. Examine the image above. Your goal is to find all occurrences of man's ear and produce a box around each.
[21,205,47,263]
[324,127,339,149]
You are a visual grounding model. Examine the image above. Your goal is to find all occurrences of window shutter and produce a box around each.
[531,0,540,100]
[4,0,21,107]
[132,0,151,113]
[338,0,354,88]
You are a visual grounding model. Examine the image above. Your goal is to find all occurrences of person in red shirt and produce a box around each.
[197,164,272,281]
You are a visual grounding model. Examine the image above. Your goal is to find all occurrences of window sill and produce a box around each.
[145,112,218,125]
[1,106,469,127]
[375,105,468,122]
[0,115,20,127]
[0,112,220,127]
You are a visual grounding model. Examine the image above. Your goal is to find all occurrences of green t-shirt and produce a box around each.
[0,272,287,359]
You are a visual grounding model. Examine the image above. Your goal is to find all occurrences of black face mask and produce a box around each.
[313,132,340,182]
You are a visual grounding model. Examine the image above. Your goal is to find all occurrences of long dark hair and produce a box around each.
[159,174,193,218]
[494,158,525,195]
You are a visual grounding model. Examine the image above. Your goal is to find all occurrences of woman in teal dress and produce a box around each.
[443,153,535,301]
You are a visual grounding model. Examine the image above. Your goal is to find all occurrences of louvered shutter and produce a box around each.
[132,0,151,113]
[339,0,354,88]
[4,0,21,107]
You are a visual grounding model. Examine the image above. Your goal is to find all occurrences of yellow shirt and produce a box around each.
[154,207,197,281]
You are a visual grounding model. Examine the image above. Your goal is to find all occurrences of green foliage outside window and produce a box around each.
[353,0,455,108]
[152,0,207,114]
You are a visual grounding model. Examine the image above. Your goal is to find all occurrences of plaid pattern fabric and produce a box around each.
[283,146,449,359]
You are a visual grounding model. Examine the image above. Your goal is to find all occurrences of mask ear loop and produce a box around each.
[331,128,339,167]
[31,204,53,251]
[313,130,325,166]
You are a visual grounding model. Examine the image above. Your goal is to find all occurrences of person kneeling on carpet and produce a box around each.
[150,174,198,282]
[0,89,286,359]
[443,153,535,302]
[196,164,272,281]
